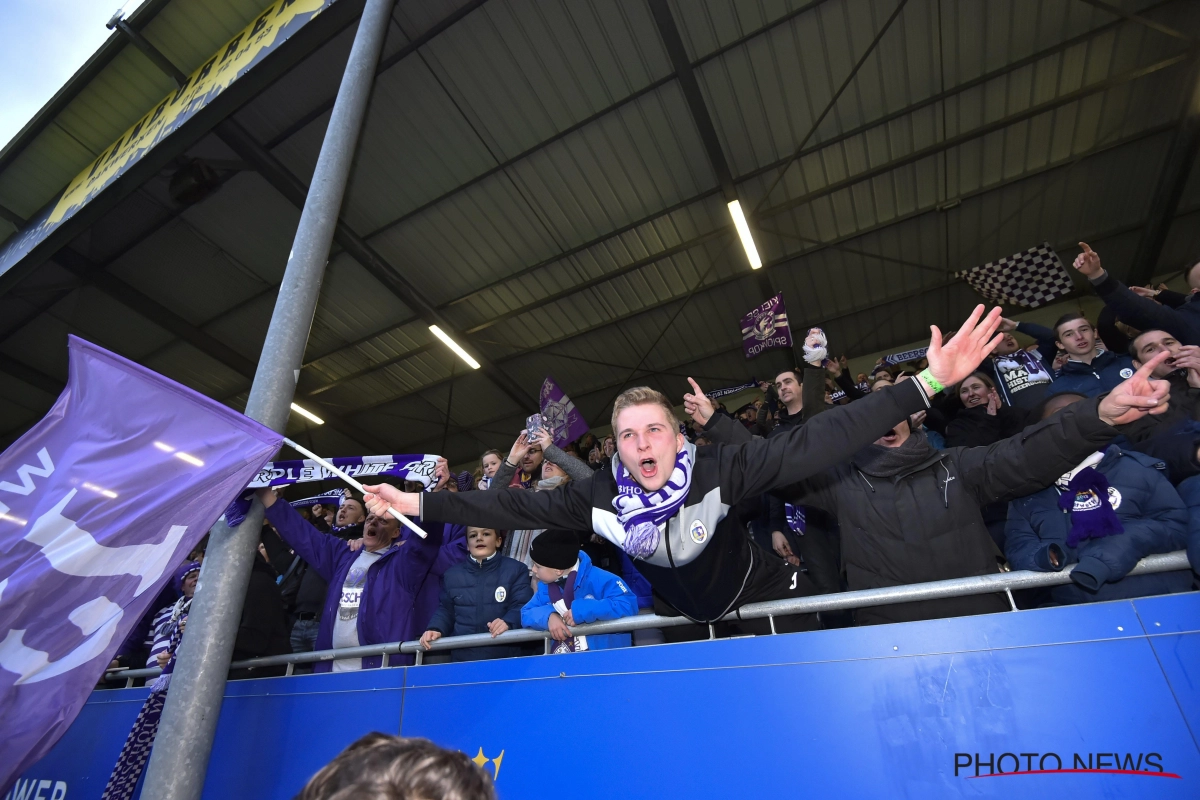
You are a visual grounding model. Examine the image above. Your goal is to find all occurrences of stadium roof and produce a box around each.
[1,0,1198,465]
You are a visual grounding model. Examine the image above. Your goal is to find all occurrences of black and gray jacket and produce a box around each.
[421,380,932,621]
[708,397,1120,624]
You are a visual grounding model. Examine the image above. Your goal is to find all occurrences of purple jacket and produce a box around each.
[264,501,443,670]
[408,521,469,633]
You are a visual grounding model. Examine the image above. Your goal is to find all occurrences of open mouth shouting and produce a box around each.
[877,426,902,446]
[638,457,658,481]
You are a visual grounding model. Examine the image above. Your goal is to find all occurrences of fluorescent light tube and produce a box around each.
[728,199,762,269]
[290,402,325,425]
[429,325,481,369]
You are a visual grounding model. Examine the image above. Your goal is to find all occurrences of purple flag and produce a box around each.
[0,336,282,792]
[539,377,589,448]
[740,292,793,358]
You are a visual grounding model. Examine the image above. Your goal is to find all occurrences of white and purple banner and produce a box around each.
[0,336,281,793]
[883,346,928,366]
[741,293,793,359]
[706,379,760,400]
[247,454,439,489]
[539,377,589,448]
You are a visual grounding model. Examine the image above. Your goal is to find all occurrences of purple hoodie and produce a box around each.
[264,501,443,670]
[407,521,469,635]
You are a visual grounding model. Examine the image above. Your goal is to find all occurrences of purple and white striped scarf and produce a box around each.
[102,599,190,800]
[784,503,806,534]
[611,444,694,559]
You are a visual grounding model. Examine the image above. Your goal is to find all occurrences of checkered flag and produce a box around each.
[956,242,1074,308]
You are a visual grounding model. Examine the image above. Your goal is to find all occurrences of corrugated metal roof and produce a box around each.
[1,0,1197,466]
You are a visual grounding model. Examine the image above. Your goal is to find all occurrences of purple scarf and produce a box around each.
[1057,467,1124,548]
[784,503,806,534]
[102,599,190,800]
[547,572,581,653]
[610,444,694,559]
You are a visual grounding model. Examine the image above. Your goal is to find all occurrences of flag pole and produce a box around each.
[281,438,427,538]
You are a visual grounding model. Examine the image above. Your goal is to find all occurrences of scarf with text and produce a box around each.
[611,444,694,559]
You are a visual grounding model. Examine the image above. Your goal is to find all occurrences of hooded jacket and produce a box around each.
[427,552,534,661]
[1051,349,1136,397]
[1005,446,1191,604]
[422,379,935,622]
[944,404,1027,448]
[709,396,1121,625]
[264,500,443,670]
[520,550,638,650]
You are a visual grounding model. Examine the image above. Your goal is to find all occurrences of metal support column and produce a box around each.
[139,0,397,797]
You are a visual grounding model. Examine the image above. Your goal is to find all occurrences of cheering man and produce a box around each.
[363,307,1167,624]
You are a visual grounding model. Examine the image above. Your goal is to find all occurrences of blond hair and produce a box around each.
[611,386,680,432]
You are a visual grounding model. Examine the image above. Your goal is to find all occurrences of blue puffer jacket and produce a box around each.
[427,553,534,661]
[1005,446,1191,605]
[521,551,638,650]
[1177,475,1200,576]
[1050,350,1136,398]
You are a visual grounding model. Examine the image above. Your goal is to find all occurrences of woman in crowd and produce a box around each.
[944,372,1026,448]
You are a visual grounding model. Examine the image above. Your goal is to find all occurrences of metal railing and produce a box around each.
[103,551,1193,687]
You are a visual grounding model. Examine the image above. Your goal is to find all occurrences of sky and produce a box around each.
[0,0,150,153]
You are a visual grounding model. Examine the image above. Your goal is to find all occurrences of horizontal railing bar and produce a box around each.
[102,551,1191,683]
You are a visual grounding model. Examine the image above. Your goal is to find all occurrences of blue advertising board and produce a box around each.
[12,593,1199,799]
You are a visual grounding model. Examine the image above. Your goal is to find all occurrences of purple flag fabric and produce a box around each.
[539,377,589,448]
[0,336,282,793]
[740,293,793,358]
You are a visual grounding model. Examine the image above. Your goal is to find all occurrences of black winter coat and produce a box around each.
[731,396,1118,624]
[426,554,534,661]
[944,405,1027,448]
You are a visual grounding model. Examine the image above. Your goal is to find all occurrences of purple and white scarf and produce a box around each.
[102,598,190,800]
[784,503,806,534]
[611,444,694,559]
[225,453,441,526]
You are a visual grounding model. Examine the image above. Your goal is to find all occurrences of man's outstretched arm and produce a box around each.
[365,474,595,532]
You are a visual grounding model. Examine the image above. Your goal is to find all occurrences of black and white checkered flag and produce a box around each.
[956,242,1074,308]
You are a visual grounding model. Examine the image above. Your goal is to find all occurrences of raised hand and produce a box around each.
[998,317,1018,332]
[1072,242,1104,279]
[986,390,1000,417]
[1097,351,1171,425]
[432,457,450,491]
[924,305,1004,392]
[528,427,553,450]
[683,377,716,426]
[507,432,532,465]
[362,483,419,518]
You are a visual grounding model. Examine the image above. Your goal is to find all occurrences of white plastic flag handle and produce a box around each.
[282,437,428,539]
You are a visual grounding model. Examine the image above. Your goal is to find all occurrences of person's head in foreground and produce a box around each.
[294,733,495,800]
[466,527,503,562]
[528,529,579,584]
[1129,329,1183,378]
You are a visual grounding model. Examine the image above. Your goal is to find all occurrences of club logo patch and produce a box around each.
[689,519,708,544]
[1071,490,1102,512]
[495,586,506,602]
[1120,367,1134,379]
[1107,487,1122,509]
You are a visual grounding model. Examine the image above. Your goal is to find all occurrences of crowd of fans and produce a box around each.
[108,244,1200,679]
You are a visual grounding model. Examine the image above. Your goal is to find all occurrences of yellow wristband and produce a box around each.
[917,368,944,395]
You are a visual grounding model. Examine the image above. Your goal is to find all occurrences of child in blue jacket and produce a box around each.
[521,529,638,653]
[421,527,533,661]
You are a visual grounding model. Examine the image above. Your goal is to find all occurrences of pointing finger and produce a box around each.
[1132,350,1170,381]
[687,377,704,396]
[1079,242,1093,254]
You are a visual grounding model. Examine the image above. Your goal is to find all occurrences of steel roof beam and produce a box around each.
[341,122,1174,417]
[213,119,536,411]
[1127,58,1200,286]
[319,63,1183,398]
[301,10,1182,374]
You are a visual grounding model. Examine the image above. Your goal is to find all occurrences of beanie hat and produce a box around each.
[173,561,201,592]
[454,471,475,492]
[530,530,579,570]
